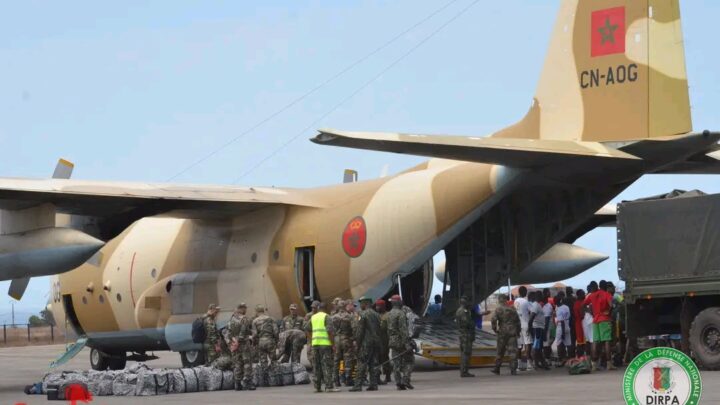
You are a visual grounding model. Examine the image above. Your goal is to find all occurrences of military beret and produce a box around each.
[359,296,373,303]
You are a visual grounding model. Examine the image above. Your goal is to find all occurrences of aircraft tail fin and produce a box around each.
[494,0,691,143]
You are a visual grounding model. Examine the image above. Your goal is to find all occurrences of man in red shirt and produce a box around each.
[584,280,615,371]
[572,289,587,357]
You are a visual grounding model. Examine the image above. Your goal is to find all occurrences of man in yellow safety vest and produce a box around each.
[305,301,340,393]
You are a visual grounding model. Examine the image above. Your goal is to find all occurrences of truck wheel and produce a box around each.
[108,352,127,370]
[180,350,205,368]
[690,307,720,370]
[90,348,110,371]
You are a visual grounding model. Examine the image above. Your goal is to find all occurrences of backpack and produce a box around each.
[567,357,592,375]
[191,317,207,344]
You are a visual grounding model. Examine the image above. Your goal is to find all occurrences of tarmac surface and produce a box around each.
[3,344,719,404]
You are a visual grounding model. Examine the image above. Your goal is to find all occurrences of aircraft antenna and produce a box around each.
[166,0,462,182]
[233,0,482,183]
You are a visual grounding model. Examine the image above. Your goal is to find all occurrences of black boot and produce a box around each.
[235,382,244,391]
[491,359,501,375]
[396,384,407,390]
[405,382,414,390]
[349,385,363,392]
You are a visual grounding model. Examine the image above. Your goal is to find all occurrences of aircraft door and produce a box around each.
[295,247,319,311]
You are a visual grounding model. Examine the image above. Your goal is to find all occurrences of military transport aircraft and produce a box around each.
[1,0,718,369]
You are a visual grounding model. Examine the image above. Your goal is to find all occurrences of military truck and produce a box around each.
[619,190,720,369]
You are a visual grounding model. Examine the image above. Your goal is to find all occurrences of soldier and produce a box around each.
[210,335,233,371]
[375,298,392,384]
[350,297,381,392]
[224,303,256,390]
[331,300,356,387]
[330,297,342,316]
[305,301,340,393]
[279,303,306,364]
[491,294,521,375]
[455,296,476,377]
[252,304,280,386]
[203,303,222,365]
[387,295,414,390]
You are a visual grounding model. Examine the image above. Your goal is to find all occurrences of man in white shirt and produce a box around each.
[541,290,554,360]
[527,291,550,370]
[513,286,532,370]
[554,292,571,365]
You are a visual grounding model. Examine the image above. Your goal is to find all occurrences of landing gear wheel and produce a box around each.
[108,352,127,370]
[690,307,720,370]
[90,348,110,371]
[180,350,205,368]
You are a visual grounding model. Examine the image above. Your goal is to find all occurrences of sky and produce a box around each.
[0,0,719,323]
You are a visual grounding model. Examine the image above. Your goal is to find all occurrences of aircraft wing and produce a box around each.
[0,178,318,218]
[312,129,641,168]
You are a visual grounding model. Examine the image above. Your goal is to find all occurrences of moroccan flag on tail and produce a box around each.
[591,6,625,57]
[653,367,671,392]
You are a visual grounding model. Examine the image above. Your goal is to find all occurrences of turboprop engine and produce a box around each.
[435,243,607,286]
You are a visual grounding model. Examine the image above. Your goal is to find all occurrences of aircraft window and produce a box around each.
[99,295,105,304]
[82,296,87,305]
[166,281,172,293]
[116,293,122,302]
[151,268,157,278]
[273,250,280,261]
[251,253,257,263]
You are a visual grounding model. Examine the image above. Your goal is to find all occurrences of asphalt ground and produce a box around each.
[2,344,719,404]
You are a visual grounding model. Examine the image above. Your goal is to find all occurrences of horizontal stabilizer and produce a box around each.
[313,129,640,168]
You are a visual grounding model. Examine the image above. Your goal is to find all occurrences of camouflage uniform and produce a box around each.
[352,306,381,390]
[387,307,413,388]
[210,337,233,370]
[224,311,255,389]
[491,304,521,374]
[455,306,476,376]
[332,307,356,386]
[203,315,221,365]
[304,309,318,364]
[252,313,279,385]
[280,314,306,363]
[379,311,392,382]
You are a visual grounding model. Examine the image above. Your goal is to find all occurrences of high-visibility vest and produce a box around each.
[311,312,331,347]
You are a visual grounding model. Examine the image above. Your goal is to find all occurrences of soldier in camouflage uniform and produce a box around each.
[279,303,306,364]
[330,297,342,316]
[375,299,392,384]
[304,300,320,365]
[455,296,476,377]
[252,304,280,386]
[210,334,233,371]
[387,295,414,390]
[203,303,222,365]
[349,296,381,392]
[224,302,256,390]
[491,294,521,375]
[332,300,356,387]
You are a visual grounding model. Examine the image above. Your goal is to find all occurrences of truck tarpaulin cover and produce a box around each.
[618,191,720,282]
